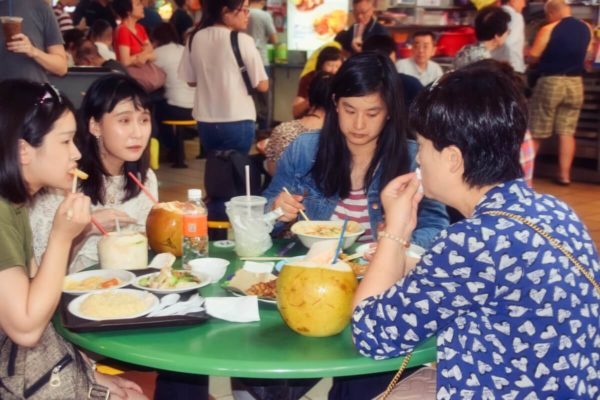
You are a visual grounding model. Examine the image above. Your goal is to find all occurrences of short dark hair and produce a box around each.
[409,59,526,187]
[475,6,510,41]
[112,0,133,19]
[77,75,152,205]
[89,19,112,42]
[363,34,397,56]
[312,52,409,198]
[153,22,181,46]
[174,0,186,7]
[412,30,436,43]
[63,28,85,51]
[307,72,332,111]
[316,46,343,72]
[75,39,101,64]
[0,80,76,203]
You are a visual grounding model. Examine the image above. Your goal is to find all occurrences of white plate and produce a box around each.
[355,243,375,258]
[63,270,136,295]
[224,286,277,305]
[68,288,159,321]
[131,271,211,294]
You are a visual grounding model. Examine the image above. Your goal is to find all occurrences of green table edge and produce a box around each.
[54,240,437,378]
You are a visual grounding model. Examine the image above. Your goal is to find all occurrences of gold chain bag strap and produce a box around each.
[376,210,600,400]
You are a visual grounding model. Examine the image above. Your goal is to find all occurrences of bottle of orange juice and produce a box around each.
[182,189,208,267]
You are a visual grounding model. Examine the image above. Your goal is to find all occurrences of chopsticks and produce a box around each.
[342,252,363,262]
[283,187,309,221]
[239,256,287,261]
[69,168,108,236]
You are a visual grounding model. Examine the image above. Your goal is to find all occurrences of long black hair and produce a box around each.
[77,74,151,205]
[188,0,245,49]
[0,80,75,204]
[311,52,409,198]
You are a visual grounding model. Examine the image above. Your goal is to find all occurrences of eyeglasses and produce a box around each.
[234,6,250,15]
[35,83,62,107]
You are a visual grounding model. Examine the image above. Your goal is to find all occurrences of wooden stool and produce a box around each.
[161,120,197,168]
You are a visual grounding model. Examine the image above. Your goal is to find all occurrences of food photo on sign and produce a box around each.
[287,0,349,52]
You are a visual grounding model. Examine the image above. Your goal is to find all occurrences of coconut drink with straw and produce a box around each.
[277,222,358,337]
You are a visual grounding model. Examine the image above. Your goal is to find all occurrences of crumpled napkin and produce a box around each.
[205,296,260,323]
[242,261,274,273]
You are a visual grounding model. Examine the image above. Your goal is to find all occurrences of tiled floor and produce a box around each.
[150,140,600,399]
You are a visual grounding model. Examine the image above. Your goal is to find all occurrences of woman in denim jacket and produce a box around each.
[263,52,449,249]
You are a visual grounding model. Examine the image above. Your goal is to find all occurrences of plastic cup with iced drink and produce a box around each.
[1,16,22,44]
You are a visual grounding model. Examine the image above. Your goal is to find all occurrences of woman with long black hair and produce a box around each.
[178,0,269,154]
[264,51,448,248]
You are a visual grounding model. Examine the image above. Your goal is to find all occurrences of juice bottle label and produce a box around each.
[183,214,208,236]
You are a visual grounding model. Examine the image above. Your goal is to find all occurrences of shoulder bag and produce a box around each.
[125,33,166,93]
[230,31,255,96]
[374,210,600,400]
[0,323,109,399]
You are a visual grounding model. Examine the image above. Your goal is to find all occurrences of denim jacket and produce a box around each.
[263,133,449,248]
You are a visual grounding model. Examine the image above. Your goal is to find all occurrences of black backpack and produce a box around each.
[204,150,263,200]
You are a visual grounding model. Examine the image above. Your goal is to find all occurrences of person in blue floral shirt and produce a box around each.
[352,60,600,399]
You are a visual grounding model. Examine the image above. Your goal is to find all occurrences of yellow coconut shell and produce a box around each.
[277,262,358,337]
[146,202,184,256]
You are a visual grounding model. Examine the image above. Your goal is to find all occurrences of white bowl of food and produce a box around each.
[188,258,230,283]
[63,269,136,295]
[291,220,365,249]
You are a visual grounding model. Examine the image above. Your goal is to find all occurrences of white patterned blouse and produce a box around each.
[29,170,158,273]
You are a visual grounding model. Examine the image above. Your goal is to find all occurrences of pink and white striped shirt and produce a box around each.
[331,189,373,243]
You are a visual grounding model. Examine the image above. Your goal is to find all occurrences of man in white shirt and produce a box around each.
[492,0,526,73]
[395,30,443,86]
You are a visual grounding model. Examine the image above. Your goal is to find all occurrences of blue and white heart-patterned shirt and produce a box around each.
[352,179,600,399]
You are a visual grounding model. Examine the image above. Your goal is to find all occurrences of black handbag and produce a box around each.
[0,324,109,399]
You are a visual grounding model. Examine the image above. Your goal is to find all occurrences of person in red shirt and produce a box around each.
[112,0,156,66]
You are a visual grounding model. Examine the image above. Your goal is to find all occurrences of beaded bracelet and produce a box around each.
[378,231,410,248]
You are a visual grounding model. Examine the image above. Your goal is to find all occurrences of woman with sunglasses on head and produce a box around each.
[264,52,449,249]
[0,80,146,400]
[178,0,269,154]
[30,74,157,274]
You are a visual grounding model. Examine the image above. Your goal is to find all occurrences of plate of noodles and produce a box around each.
[63,270,136,295]
[68,288,159,321]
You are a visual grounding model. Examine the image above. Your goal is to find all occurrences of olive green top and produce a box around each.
[0,197,32,276]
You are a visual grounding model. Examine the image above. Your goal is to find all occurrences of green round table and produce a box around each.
[54,241,436,378]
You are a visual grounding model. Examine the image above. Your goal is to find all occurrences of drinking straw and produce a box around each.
[245,165,251,199]
[115,217,121,233]
[282,187,310,221]
[8,0,12,16]
[331,219,349,264]
[91,217,109,236]
[127,171,158,204]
